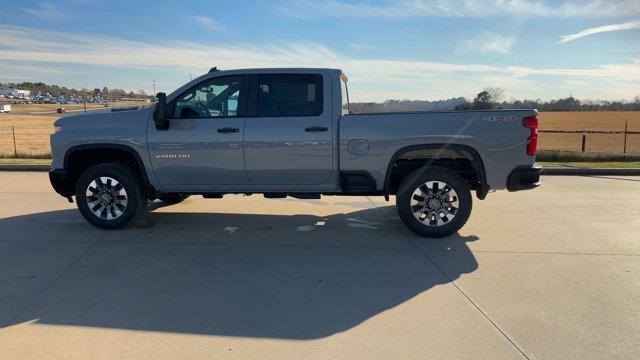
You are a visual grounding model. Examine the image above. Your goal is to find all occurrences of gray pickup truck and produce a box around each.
[49,68,541,237]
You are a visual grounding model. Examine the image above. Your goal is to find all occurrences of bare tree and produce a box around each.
[485,87,505,103]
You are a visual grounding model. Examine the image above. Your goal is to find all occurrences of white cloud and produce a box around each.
[0,25,638,101]
[192,15,221,31]
[460,33,515,53]
[557,20,640,43]
[272,0,640,18]
[21,2,68,20]
[348,43,379,51]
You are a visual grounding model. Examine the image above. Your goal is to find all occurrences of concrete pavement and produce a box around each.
[0,172,638,359]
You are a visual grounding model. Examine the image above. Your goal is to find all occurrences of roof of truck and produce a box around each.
[214,67,342,73]
[167,68,344,101]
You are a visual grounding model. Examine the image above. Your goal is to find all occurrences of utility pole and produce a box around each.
[153,80,156,98]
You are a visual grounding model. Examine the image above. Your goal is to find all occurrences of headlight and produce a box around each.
[54,125,62,133]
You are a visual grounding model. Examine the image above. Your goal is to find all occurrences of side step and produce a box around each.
[263,193,321,199]
[201,193,322,200]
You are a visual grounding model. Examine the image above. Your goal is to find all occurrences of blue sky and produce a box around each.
[0,0,639,101]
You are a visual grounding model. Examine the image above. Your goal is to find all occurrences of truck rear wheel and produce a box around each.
[396,166,472,238]
[75,163,146,229]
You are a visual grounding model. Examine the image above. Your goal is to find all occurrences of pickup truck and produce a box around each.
[49,68,541,238]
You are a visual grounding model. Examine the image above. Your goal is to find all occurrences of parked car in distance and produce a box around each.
[49,68,541,237]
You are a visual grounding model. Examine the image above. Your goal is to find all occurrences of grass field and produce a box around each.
[0,114,58,156]
[538,111,640,154]
[5,101,149,115]
[0,158,52,165]
[0,109,639,157]
[538,111,640,132]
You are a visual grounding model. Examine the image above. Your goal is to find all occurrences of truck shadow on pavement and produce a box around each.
[1,205,479,339]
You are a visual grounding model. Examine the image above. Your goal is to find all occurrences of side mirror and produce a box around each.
[153,92,169,130]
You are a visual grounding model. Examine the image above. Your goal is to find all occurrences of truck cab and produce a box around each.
[148,69,341,192]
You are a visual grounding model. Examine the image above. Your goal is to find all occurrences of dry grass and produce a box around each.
[0,101,150,156]
[539,111,640,132]
[0,114,59,156]
[7,101,148,114]
[0,157,52,165]
[538,112,640,154]
[0,110,638,157]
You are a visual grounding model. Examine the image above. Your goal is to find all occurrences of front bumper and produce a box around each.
[507,165,542,191]
[49,169,73,197]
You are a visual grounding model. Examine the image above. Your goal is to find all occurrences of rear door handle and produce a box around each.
[217,127,240,133]
[305,126,328,132]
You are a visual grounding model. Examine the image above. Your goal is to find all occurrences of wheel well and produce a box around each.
[385,146,487,199]
[64,146,154,197]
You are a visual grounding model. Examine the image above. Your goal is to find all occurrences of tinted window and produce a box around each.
[257,74,322,117]
[174,76,242,118]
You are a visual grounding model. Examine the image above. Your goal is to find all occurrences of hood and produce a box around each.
[54,106,154,128]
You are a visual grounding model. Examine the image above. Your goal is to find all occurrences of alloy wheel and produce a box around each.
[410,181,459,227]
[85,176,128,220]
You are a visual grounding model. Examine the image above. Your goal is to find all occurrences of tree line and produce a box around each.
[351,89,640,113]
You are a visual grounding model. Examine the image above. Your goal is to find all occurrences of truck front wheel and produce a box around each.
[396,166,472,238]
[75,163,147,229]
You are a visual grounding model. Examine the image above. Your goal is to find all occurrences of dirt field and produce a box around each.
[1,111,639,157]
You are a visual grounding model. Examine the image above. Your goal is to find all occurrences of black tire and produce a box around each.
[159,193,189,205]
[75,163,147,229]
[396,166,472,238]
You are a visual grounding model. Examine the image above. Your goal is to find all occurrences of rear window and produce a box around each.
[257,74,323,117]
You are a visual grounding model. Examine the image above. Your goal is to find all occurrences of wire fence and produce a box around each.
[1,124,640,158]
[0,126,52,158]
[538,122,640,154]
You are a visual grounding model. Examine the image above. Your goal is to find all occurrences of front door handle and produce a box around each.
[217,127,240,133]
[305,126,328,132]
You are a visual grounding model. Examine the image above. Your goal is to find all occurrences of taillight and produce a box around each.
[523,116,538,156]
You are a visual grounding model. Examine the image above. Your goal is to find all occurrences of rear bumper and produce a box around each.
[507,165,541,192]
[49,169,73,197]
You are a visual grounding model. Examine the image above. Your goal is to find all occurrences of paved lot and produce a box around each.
[0,172,638,359]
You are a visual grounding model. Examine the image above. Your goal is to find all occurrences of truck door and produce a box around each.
[243,73,333,185]
[147,75,248,188]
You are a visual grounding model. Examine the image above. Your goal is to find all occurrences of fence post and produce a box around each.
[623,119,628,154]
[581,134,586,153]
[11,126,17,157]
